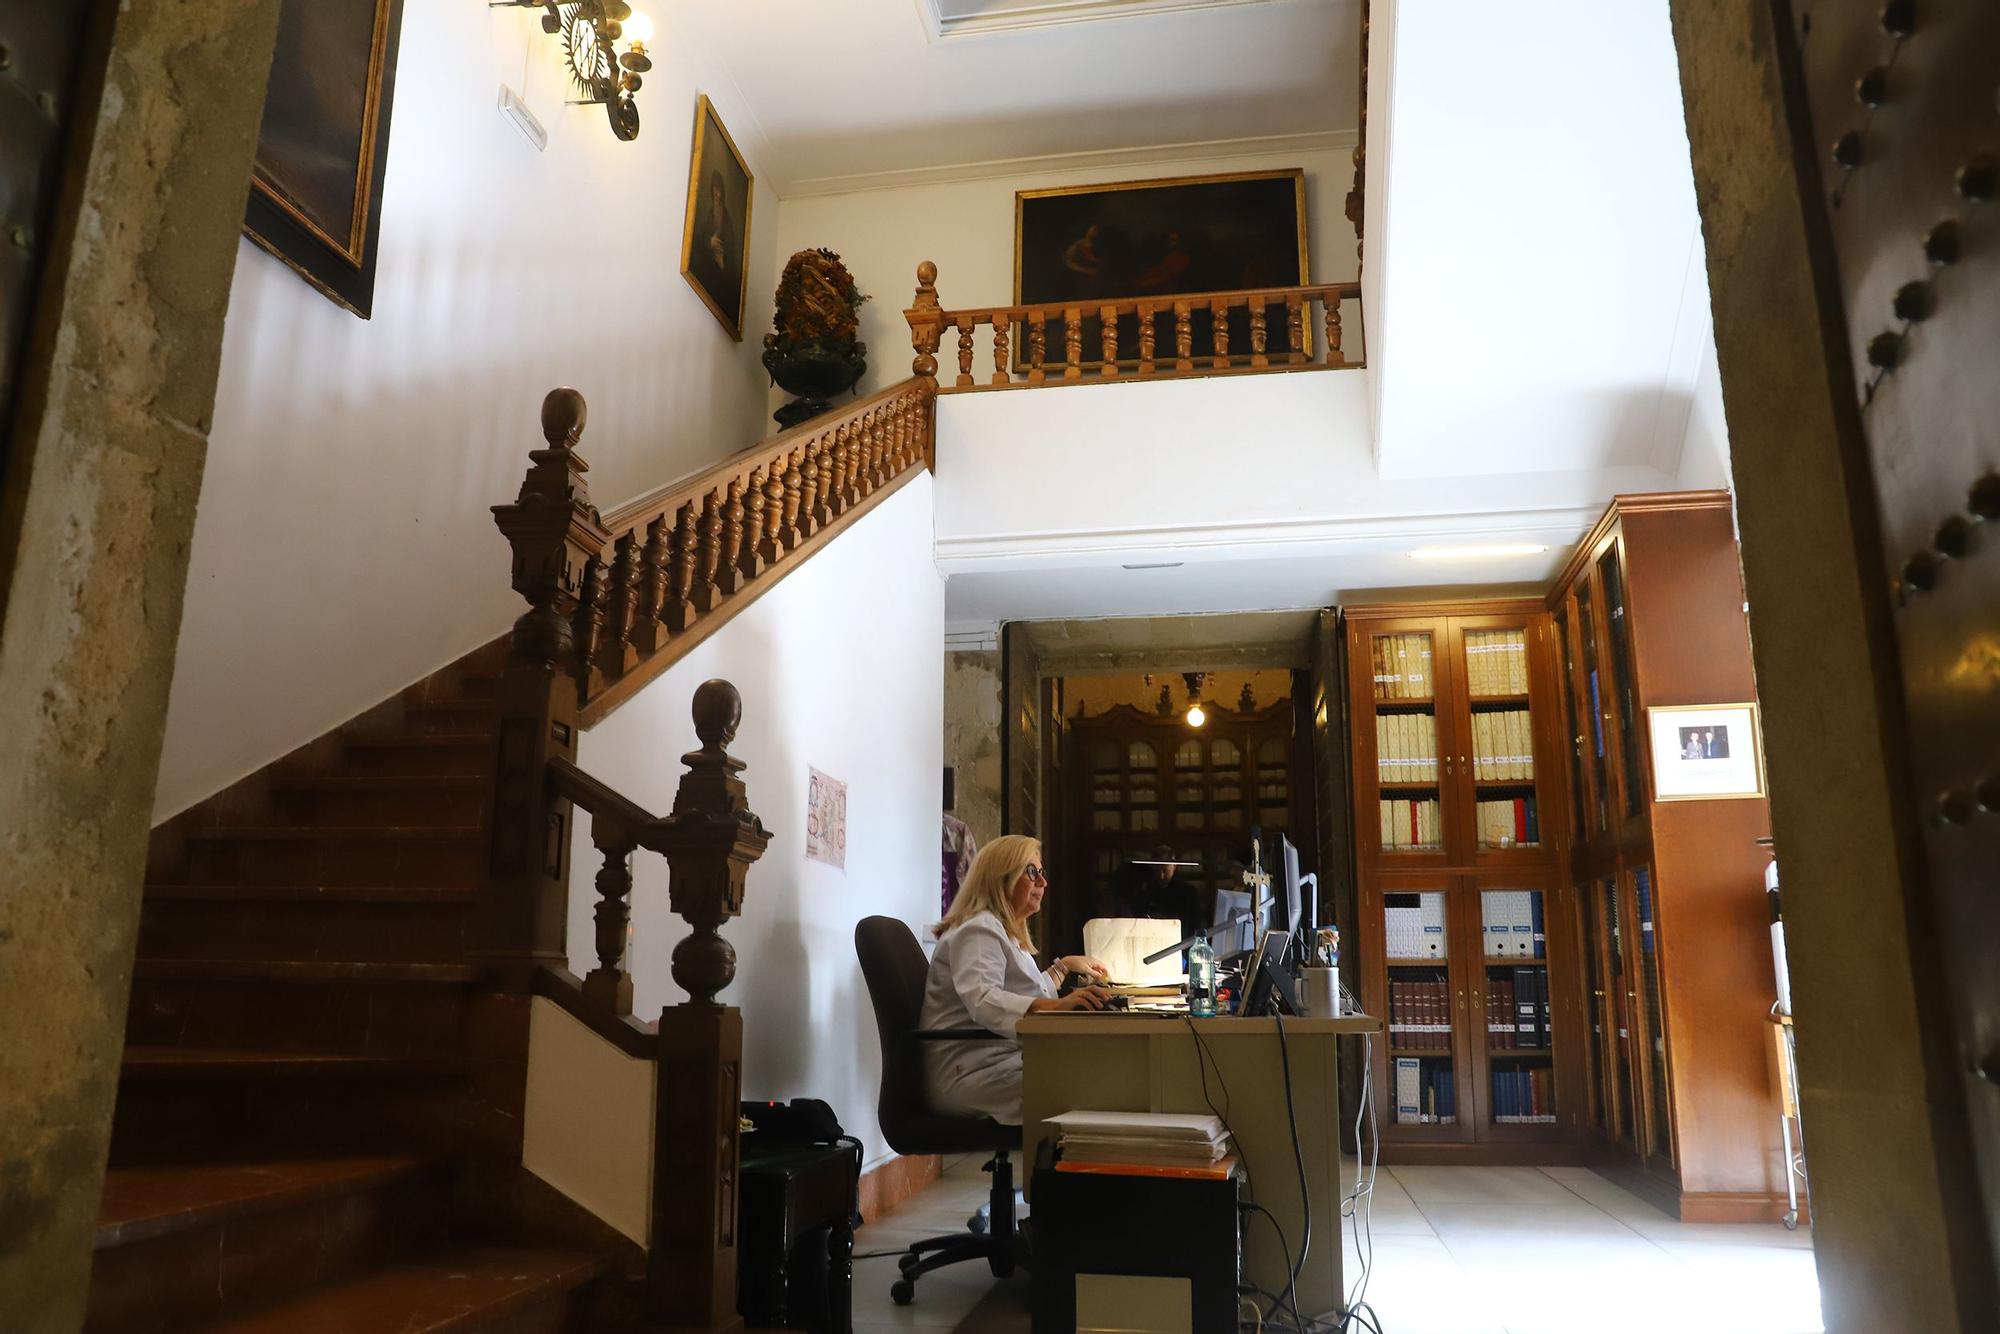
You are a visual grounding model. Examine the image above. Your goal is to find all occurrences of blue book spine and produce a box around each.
[1530,892,1546,958]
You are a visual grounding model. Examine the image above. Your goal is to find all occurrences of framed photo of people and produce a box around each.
[679,95,755,340]
[242,0,405,319]
[1012,169,1309,372]
[1646,703,1767,801]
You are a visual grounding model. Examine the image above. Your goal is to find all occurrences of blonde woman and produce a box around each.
[920,835,1112,1124]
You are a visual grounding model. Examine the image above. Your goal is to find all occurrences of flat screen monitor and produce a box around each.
[1240,928,1298,1017]
[1212,888,1261,956]
[1276,834,1303,934]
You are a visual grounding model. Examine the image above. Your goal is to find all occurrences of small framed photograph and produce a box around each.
[1647,703,1766,801]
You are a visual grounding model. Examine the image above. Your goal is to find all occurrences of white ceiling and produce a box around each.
[671,0,1362,193]
[1364,0,1712,480]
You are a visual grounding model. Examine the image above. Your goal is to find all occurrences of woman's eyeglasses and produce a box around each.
[1023,865,1047,885]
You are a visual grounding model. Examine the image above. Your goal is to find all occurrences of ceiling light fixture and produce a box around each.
[1182,671,1207,728]
[1407,543,1551,561]
[492,0,651,140]
[1121,561,1185,570]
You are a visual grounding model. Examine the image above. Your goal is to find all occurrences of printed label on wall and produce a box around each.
[807,768,847,870]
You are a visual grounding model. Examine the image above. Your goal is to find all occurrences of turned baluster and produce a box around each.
[571,555,609,703]
[712,479,746,596]
[1064,308,1082,380]
[582,822,639,1015]
[878,408,898,480]
[601,532,641,677]
[810,433,832,528]
[867,410,887,488]
[991,313,1012,386]
[896,399,916,471]
[739,469,767,582]
[1249,299,1269,369]
[778,449,805,549]
[636,516,670,652]
[1137,303,1156,375]
[1100,304,1119,378]
[1029,316,1048,386]
[832,421,855,511]
[1287,296,1306,365]
[695,486,727,609]
[955,317,975,389]
[1325,298,1345,366]
[666,500,698,632]
[1210,298,1231,369]
[759,463,788,564]
[796,440,820,540]
[1174,302,1193,371]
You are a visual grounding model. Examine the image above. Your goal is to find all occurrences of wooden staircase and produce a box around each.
[88,640,620,1332]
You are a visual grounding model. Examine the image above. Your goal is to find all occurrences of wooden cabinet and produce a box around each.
[1549,493,1783,1221]
[1348,601,1580,1162]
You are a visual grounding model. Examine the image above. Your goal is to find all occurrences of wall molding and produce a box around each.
[782,128,1359,200]
[916,0,1306,42]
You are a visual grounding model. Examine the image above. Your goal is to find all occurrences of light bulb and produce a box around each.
[1185,703,1207,728]
[624,10,653,44]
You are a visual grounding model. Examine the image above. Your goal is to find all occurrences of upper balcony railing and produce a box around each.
[903,260,1362,393]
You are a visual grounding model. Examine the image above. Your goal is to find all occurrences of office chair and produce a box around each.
[854,916,1024,1307]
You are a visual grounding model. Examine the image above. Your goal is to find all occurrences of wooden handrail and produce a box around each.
[492,380,933,731]
[905,260,1363,392]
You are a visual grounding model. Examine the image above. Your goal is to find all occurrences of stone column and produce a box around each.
[0,0,283,1325]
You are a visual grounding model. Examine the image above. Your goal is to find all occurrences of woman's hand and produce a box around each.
[1057,955,1109,981]
[1029,987,1113,1013]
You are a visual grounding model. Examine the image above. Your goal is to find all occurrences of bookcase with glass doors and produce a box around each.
[1345,600,1582,1162]
[1550,493,1783,1222]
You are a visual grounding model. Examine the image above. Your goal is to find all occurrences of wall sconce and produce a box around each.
[492,0,652,141]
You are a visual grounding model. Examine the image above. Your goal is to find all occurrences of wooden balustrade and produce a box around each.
[904,260,1363,393]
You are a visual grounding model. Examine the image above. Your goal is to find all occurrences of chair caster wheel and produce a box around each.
[891,1278,915,1305]
[968,1212,988,1235]
[1782,1211,1799,1231]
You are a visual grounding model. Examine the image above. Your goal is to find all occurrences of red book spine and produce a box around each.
[1514,798,1528,842]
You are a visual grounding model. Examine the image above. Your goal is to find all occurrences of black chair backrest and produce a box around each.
[854,915,933,1150]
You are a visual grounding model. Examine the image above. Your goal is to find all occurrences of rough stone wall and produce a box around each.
[1668,3,1983,1328]
[943,649,1003,851]
[0,1,281,1325]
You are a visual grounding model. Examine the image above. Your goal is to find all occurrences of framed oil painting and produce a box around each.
[1647,703,1767,801]
[1013,169,1309,371]
[243,0,405,319]
[680,95,755,340]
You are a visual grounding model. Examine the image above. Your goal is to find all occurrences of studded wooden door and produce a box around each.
[1787,0,2000,1262]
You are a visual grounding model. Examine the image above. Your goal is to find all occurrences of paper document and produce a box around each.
[1082,917,1187,986]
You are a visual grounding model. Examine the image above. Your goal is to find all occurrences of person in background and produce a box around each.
[921,835,1110,1125]
[1109,844,1203,941]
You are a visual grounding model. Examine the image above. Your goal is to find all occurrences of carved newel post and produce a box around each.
[480,387,611,987]
[644,679,771,1334]
[905,260,944,393]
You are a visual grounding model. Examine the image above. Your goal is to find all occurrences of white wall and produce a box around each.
[1674,332,1732,492]
[570,477,944,1171]
[155,0,784,818]
[770,146,1363,406]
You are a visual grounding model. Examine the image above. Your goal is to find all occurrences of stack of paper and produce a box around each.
[1049,1110,1230,1168]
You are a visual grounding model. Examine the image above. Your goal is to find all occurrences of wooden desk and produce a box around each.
[1019,1013,1380,1320]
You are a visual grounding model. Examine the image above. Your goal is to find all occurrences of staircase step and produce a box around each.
[178,825,485,889]
[110,1049,472,1167]
[88,1156,451,1332]
[268,774,489,825]
[136,959,480,984]
[340,734,492,778]
[197,1248,606,1333]
[128,962,481,1057]
[401,701,500,737]
[140,883,478,962]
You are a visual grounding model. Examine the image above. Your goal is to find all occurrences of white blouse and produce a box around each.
[918,911,1064,1125]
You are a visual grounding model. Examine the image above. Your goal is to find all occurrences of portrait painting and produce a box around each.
[1013,169,1309,370]
[243,0,405,319]
[680,95,755,340]
[1649,705,1765,801]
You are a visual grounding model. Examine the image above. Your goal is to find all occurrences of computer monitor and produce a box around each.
[1240,928,1299,1017]
[1276,834,1303,934]
[1212,888,1261,956]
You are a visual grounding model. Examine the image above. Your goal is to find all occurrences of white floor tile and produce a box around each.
[1389,1164,1585,1207]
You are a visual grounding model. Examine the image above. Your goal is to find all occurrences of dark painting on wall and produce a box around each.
[680,94,755,341]
[1013,169,1310,369]
[243,0,405,319]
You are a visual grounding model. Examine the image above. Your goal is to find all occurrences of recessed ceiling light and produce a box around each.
[1407,544,1551,561]
[1120,561,1185,570]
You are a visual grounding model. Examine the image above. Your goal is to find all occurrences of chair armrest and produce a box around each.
[913,1027,1004,1041]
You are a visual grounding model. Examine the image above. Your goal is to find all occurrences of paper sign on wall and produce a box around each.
[807,768,847,870]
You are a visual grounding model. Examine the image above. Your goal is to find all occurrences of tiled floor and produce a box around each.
[848,1156,1823,1333]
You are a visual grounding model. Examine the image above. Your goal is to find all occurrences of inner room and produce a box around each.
[9,2,1993,1334]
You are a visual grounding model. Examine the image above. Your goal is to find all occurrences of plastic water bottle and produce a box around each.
[1188,938,1217,1017]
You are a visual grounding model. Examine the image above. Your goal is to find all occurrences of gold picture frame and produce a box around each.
[679,95,755,341]
[1012,168,1311,370]
[1646,702,1768,802]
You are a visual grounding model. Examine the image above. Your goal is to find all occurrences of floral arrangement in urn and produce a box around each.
[762,248,869,428]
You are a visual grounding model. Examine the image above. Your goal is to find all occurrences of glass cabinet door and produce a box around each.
[1576,874,1611,1140]
[1554,599,1590,843]
[1632,865,1676,1171]
[1363,623,1445,859]
[1473,883,1559,1136]
[1447,617,1545,863]
[1575,579,1611,841]
[1598,545,1647,821]
[1600,875,1638,1151]
[1378,881,1473,1142]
